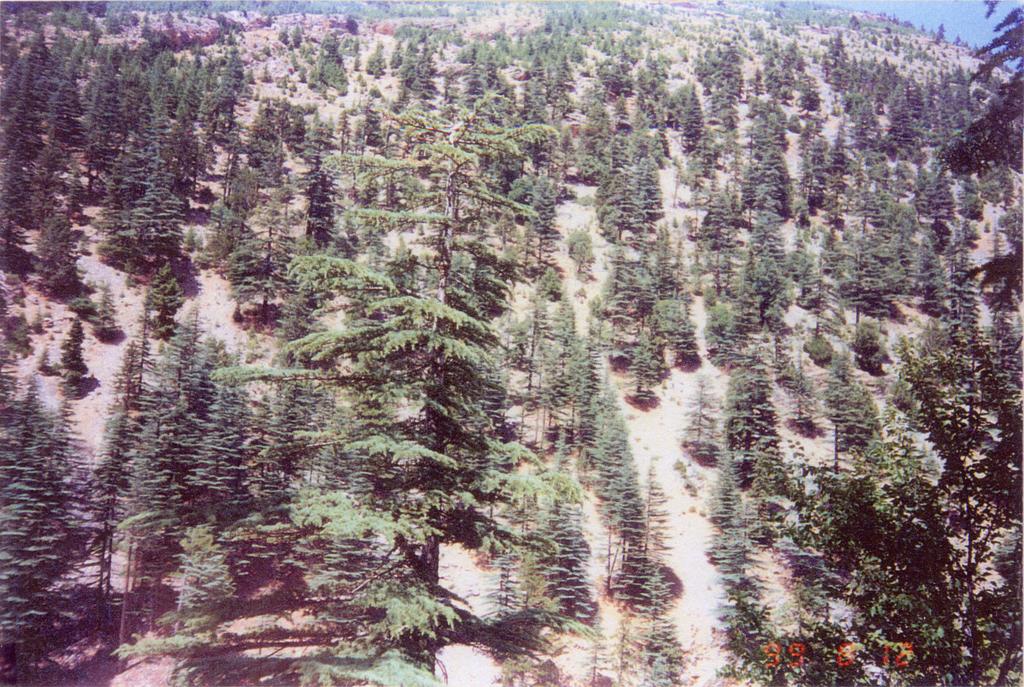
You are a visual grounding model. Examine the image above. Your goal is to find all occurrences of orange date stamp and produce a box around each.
[762,641,914,669]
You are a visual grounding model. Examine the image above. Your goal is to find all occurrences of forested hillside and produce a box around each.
[0,2,1020,686]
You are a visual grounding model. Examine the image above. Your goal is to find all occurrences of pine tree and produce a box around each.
[633,154,664,235]
[0,384,85,682]
[132,144,186,268]
[123,106,562,682]
[117,317,220,640]
[823,351,880,469]
[36,210,80,298]
[944,225,982,336]
[228,187,296,325]
[540,500,596,622]
[705,301,742,368]
[93,283,120,343]
[302,118,336,248]
[654,299,699,370]
[631,329,664,406]
[366,43,386,77]
[699,188,740,295]
[684,375,721,466]
[530,175,559,266]
[724,352,780,487]
[736,210,790,332]
[679,86,704,153]
[172,526,236,634]
[60,317,88,394]
[840,224,896,323]
[799,130,829,214]
[310,33,348,95]
[145,263,184,341]
[92,406,137,606]
[886,87,918,156]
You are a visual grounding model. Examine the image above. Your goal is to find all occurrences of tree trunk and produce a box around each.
[833,428,839,472]
[118,540,135,648]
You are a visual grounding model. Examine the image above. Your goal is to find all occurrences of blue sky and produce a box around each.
[824,0,1013,48]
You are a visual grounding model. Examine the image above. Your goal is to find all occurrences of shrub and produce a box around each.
[68,296,98,321]
[852,319,889,375]
[804,332,834,368]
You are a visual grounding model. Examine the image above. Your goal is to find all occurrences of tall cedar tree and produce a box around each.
[60,317,88,394]
[0,384,85,682]
[146,263,184,341]
[228,187,296,325]
[37,210,81,298]
[127,105,569,684]
[723,352,781,489]
[823,351,880,469]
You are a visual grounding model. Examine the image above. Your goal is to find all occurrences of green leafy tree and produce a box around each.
[566,228,594,279]
[851,319,888,375]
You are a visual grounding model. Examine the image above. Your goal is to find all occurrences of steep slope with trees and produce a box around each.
[0,2,1020,686]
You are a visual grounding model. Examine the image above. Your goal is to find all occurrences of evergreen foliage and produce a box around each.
[2,7,1020,685]
[0,383,86,681]
[60,317,88,393]
[146,263,184,341]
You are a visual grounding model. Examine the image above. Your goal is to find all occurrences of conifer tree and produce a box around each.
[724,352,780,486]
[840,224,896,322]
[146,263,184,341]
[735,210,790,332]
[654,299,699,370]
[530,175,559,266]
[172,525,236,633]
[823,351,880,469]
[684,375,721,466]
[125,105,564,682]
[228,188,296,325]
[786,350,819,437]
[92,406,137,605]
[36,210,80,298]
[540,499,596,622]
[94,284,120,343]
[310,33,348,95]
[302,118,336,248]
[944,225,982,336]
[798,126,829,213]
[631,329,664,405]
[60,317,88,394]
[699,188,740,295]
[0,384,85,682]
[678,86,705,153]
[366,43,386,77]
[917,232,946,319]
